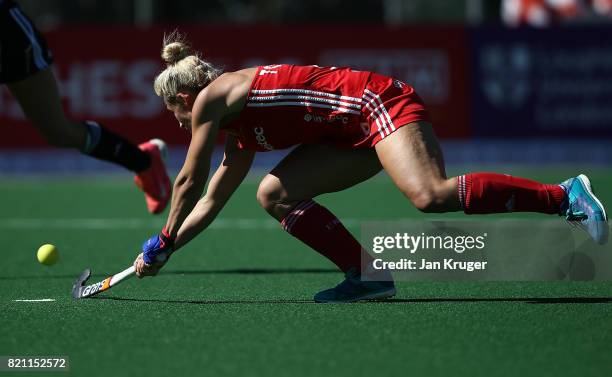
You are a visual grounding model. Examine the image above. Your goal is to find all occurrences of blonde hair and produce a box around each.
[153,31,222,102]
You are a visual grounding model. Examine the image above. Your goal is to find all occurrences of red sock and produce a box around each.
[281,200,372,272]
[457,173,567,214]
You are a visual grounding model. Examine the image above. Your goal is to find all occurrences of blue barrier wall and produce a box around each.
[469,26,612,138]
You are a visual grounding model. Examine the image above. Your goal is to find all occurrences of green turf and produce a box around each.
[1,168,611,377]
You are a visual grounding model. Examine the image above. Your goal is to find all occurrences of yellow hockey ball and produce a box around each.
[37,244,59,266]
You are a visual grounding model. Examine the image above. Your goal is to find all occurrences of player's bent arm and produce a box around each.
[164,72,251,239]
[135,73,251,278]
[135,119,219,278]
[174,136,255,249]
[164,89,227,238]
[164,123,217,238]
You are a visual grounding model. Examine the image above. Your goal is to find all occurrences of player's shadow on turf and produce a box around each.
[384,297,612,304]
[94,296,316,304]
[165,268,339,275]
[93,296,612,305]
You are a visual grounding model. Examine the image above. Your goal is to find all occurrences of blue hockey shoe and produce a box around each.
[314,268,396,303]
[560,174,608,245]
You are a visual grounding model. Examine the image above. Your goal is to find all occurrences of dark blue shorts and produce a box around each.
[0,0,54,84]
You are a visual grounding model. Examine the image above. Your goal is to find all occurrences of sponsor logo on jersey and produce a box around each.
[393,79,405,89]
[260,64,282,75]
[254,127,274,151]
[303,113,349,124]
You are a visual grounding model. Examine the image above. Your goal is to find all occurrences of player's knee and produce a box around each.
[256,177,285,213]
[405,188,448,213]
[411,193,439,213]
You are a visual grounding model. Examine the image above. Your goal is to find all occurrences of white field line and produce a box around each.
[0,218,364,230]
[13,299,55,302]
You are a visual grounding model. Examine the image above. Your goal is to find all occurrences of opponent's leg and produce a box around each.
[8,69,171,213]
[257,144,395,302]
[8,69,150,169]
[7,69,86,149]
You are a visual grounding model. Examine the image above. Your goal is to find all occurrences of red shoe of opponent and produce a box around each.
[134,139,171,214]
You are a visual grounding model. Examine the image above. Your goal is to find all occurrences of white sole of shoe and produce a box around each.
[576,174,609,244]
[577,174,608,221]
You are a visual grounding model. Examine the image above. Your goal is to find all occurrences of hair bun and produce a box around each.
[162,41,191,65]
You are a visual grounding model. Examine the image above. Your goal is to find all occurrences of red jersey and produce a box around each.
[224,64,429,151]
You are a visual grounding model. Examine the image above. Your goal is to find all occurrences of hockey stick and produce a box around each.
[72,266,135,299]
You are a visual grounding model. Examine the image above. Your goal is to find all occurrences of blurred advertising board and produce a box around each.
[469,26,612,138]
[0,25,468,147]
